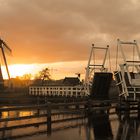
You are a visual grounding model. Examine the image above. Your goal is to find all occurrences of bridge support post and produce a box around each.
[138,102,140,118]
[47,102,52,135]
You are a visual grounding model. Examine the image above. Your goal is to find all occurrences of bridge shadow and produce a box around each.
[87,111,140,140]
[87,111,113,140]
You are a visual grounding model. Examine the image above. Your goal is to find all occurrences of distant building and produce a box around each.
[4,78,33,88]
[29,76,86,97]
[32,77,81,86]
[63,77,80,86]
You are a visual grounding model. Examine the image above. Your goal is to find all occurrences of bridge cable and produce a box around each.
[108,46,111,72]
[115,42,119,71]
[132,44,135,72]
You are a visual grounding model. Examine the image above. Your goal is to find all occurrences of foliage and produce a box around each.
[34,68,51,85]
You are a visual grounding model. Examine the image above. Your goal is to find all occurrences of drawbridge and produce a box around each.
[114,39,140,101]
[29,44,113,98]
[84,44,113,99]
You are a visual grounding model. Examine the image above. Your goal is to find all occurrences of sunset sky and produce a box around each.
[0,0,140,79]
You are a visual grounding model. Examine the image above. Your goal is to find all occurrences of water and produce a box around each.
[0,109,140,140]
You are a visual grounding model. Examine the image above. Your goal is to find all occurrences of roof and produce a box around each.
[63,77,80,86]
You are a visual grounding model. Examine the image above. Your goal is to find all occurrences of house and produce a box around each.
[63,77,81,86]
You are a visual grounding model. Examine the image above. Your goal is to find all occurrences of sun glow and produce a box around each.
[1,61,87,80]
[1,64,41,79]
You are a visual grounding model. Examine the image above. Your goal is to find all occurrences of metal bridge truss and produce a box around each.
[84,44,110,95]
[114,39,140,101]
[29,44,110,98]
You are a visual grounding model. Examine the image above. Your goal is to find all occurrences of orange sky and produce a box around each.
[1,61,87,80]
[0,0,140,79]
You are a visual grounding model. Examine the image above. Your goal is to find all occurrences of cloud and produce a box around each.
[0,0,140,64]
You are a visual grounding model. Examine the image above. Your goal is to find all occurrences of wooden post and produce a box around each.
[37,109,40,116]
[47,102,52,135]
[37,96,40,105]
[138,102,140,118]
[45,96,47,104]
[76,104,79,109]
[123,102,130,119]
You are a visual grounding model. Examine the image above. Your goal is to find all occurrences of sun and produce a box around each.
[1,64,39,79]
[1,61,87,80]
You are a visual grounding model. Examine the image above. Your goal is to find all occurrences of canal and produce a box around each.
[0,107,140,140]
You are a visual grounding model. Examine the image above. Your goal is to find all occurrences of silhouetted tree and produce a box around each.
[21,74,32,86]
[34,68,51,85]
[22,74,32,80]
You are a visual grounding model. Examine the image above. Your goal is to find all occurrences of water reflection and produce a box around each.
[0,108,86,140]
[1,108,140,140]
[0,112,11,139]
[87,111,140,140]
[87,111,113,140]
[116,115,140,140]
